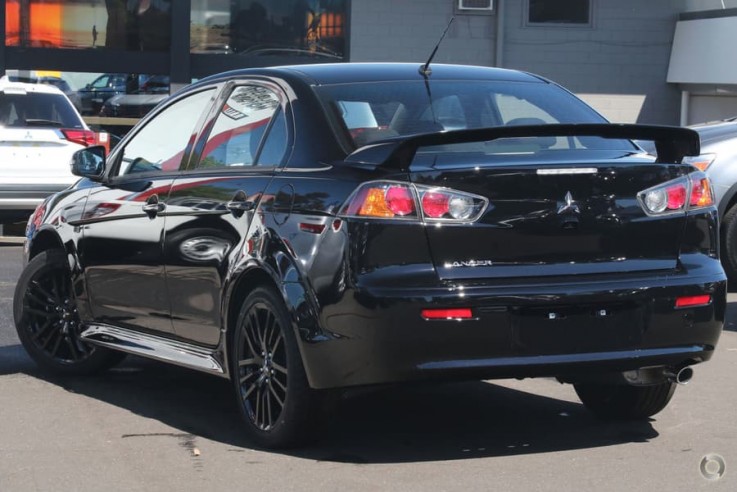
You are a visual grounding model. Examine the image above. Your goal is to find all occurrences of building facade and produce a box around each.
[1,0,735,125]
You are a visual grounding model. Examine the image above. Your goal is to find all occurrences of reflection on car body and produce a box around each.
[15,63,726,449]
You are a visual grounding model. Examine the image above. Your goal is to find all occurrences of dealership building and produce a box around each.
[1,0,736,126]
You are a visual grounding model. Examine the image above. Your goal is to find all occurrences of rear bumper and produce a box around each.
[299,267,726,389]
[0,186,69,221]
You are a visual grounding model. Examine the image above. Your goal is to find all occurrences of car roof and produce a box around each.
[0,77,66,96]
[690,120,737,144]
[197,62,546,87]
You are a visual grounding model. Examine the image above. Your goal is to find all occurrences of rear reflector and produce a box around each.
[421,308,473,320]
[675,295,711,308]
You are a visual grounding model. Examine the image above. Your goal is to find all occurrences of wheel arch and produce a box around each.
[28,228,68,262]
[222,254,325,386]
[719,182,737,221]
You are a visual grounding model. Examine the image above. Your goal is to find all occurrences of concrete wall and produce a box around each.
[349,0,497,67]
[350,0,692,124]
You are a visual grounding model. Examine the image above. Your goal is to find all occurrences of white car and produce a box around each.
[0,77,95,223]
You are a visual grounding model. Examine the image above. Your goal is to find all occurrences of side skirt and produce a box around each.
[80,324,228,378]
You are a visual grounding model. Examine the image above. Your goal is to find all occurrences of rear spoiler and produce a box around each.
[344,123,701,170]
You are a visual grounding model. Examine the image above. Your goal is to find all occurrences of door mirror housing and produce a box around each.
[71,145,107,181]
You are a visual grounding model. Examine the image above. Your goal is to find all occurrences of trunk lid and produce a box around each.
[409,149,690,280]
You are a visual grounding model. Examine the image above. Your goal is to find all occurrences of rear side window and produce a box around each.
[0,92,83,128]
[198,85,285,168]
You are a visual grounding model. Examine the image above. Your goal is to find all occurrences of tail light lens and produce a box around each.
[689,174,713,208]
[26,202,46,236]
[61,129,96,147]
[340,181,488,223]
[682,153,716,171]
[638,172,714,215]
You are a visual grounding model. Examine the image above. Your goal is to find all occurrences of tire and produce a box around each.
[231,286,322,449]
[720,204,737,282]
[574,381,677,421]
[14,250,125,375]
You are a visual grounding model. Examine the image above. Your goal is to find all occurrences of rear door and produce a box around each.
[78,88,218,334]
[164,81,290,346]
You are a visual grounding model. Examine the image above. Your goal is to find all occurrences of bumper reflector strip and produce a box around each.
[421,308,473,320]
[675,295,711,308]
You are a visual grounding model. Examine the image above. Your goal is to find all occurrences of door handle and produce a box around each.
[142,195,166,216]
[226,200,256,212]
[226,190,256,217]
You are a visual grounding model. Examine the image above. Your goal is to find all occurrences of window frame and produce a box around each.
[524,0,594,28]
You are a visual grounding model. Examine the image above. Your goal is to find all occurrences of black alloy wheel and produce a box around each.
[232,287,320,448]
[14,250,124,375]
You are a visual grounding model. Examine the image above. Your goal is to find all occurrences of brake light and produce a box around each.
[675,295,711,308]
[638,172,714,215]
[341,181,488,222]
[666,183,687,210]
[61,129,96,147]
[385,186,415,216]
[422,191,449,218]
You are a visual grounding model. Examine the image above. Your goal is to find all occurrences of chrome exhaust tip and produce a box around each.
[665,365,694,385]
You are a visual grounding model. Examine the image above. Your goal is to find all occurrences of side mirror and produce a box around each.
[71,145,106,180]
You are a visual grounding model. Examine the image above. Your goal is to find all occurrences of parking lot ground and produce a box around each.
[1,244,735,491]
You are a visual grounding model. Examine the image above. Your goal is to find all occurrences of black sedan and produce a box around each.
[14,63,726,448]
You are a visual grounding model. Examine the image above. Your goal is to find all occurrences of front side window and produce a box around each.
[198,85,284,169]
[527,0,591,26]
[117,89,215,176]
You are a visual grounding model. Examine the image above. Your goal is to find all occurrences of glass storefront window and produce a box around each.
[5,0,171,51]
[5,69,171,143]
[190,0,346,60]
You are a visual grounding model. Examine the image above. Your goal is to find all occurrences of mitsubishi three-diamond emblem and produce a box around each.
[557,191,580,215]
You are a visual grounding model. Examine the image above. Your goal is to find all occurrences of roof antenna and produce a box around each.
[419,16,455,77]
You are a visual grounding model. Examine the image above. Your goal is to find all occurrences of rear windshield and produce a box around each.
[316,80,635,152]
[0,92,83,129]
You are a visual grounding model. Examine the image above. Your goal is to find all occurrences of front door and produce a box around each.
[77,88,218,334]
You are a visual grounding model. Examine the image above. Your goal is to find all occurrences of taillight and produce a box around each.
[26,202,46,236]
[345,183,418,219]
[682,153,716,171]
[638,172,714,215]
[689,174,713,208]
[61,129,96,147]
[340,181,487,222]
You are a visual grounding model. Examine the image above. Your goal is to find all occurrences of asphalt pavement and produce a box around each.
[0,244,735,491]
